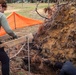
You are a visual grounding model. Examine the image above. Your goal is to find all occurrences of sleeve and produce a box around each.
[0,14,17,38]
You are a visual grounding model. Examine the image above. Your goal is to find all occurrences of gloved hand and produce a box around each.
[12,35,18,39]
[0,41,2,44]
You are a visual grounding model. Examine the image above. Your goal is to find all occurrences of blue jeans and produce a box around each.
[0,47,9,75]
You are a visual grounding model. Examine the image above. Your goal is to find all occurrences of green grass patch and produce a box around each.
[5,3,54,19]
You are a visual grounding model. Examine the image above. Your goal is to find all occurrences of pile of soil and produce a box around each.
[0,2,76,75]
[22,2,76,75]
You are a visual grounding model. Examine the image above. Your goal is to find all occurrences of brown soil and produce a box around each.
[22,2,76,75]
[0,2,76,75]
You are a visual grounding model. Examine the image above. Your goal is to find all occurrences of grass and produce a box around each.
[5,3,54,20]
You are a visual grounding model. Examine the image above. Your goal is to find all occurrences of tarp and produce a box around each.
[0,12,43,36]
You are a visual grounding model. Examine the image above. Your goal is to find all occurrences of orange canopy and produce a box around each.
[0,12,43,36]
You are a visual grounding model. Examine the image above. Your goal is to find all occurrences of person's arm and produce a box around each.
[1,13,17,39]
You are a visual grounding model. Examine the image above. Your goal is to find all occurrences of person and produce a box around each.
[54,61,76,75]
[0,0,18,75]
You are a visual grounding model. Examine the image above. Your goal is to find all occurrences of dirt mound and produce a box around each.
[34,3,76,62]
[22,2,76,75]
[1,2,76,75]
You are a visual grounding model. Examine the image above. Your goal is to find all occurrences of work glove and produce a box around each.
[12,35,18,39]
[0,41,2,44]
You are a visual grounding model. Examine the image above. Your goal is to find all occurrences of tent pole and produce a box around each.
[13,12,16,29]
